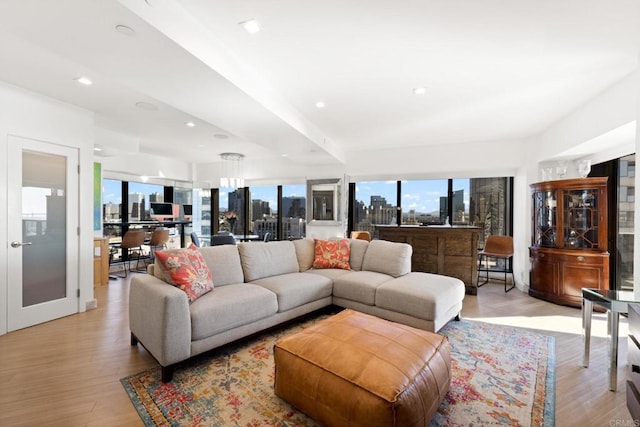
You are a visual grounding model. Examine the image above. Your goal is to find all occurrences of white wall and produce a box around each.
[518,69,639,292]
[99,152,193,184]
[0,81,94,335]
[536,71,637,163]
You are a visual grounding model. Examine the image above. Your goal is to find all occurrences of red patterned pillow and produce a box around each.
[312,238,351,270]
[154,248,213,303]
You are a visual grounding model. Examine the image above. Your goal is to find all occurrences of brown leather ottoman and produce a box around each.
[274,309,451,426]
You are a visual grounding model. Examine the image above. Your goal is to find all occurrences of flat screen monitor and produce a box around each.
[183,204,192,216]
[150,202,173,216]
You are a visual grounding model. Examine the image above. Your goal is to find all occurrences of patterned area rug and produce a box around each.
[122,314,555,426]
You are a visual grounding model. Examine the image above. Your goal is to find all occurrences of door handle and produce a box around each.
[10,241,33,248]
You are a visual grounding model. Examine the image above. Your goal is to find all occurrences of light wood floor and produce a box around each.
[0,276,635,426]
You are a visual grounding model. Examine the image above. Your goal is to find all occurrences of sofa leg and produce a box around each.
[130,332,138,346]
[454,313,461,321]
[161,365,174,383]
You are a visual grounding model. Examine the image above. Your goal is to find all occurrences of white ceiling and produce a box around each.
[0,0,638,168]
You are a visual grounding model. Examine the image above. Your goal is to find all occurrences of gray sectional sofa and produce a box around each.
[129,238,465,381]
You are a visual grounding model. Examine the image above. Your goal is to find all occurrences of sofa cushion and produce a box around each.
[305,268,352,281]
[154,248,214,303]
[198,245,244,286]
[250,272,333,312]
[332,271,393,306]
[348,239,369,271]
[362,240,412,277]
[293,238,315,272]
[190,283,278,340]
[375,272,465,321]
[313,238,351,270]
[238,241,300,282]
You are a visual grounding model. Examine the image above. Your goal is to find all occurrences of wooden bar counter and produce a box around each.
[377,225,480,295]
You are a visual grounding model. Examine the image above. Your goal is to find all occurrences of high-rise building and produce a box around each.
[618,154,635,289]
[282,196,305,218]
[283,217,306,239]
[253,217,277,240]
[469,177,507,242]
[370,195,395,225]
[129,192,145,221]
[252,199,271,221]
[103,202,121,222]
[227,189,246,233]
[149,192,162,203]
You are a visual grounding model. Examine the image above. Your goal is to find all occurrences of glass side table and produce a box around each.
[582,288,638,391]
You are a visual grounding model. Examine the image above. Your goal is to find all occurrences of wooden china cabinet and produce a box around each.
[529,177,609,307]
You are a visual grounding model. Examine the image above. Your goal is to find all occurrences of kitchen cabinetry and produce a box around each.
[529,177,609,307]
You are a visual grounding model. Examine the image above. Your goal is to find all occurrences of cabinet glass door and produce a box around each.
[563,189,599,249]
[533,190,557,247]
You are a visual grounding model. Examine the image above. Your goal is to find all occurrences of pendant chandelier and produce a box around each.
[219,152,245,188]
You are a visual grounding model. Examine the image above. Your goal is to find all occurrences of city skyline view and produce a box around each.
[102,179,470,216]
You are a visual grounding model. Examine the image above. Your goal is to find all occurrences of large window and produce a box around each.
[251,185,278,240]
[282,184,306,239]
[190,188,211,246]
[400,180,448,225]
[218,188,236,233]
[350,177,512,245]
[618,154,635,290]
[468,177,510,245]
[211,184,306,240]
[173,187,192,207]
[128,181,164,221]
[103,179,122,223]
[354,181,398,237]
[452,179,470,225]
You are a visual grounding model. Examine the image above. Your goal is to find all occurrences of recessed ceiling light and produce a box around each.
[214,134,229,139]
[239,18,260,34]
[115,25,135,36]
[197,144,205,148]
[281,153,289,157]
[74,76,93,86]
[185,121,196,127]
[135,101,158,111]
[315,101,326,109]
[413,87,427,95]
[93,146,103,152]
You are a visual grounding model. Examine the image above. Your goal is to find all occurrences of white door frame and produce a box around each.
[6,135,80,331]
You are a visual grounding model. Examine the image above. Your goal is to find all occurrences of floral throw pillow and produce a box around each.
[312,238,351,270]
[154,248,214,303]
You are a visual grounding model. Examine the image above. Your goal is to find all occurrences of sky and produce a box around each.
[357,180,470,214]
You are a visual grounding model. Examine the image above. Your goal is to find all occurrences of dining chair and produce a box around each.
[190,231,201,247]
[148,228,170,262]
[111,230,146,278]
[211,234,237,246]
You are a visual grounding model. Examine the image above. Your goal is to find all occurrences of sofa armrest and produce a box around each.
[129,274,192,367]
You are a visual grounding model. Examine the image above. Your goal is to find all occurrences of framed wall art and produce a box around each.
[306,178,341,224]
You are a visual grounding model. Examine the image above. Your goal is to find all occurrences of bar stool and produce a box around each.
[350,231,371,241]
[477,235,515,292]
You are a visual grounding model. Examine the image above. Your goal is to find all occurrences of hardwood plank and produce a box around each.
[0,275,635,426]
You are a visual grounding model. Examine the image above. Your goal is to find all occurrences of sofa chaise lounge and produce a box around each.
[129,238,465,381]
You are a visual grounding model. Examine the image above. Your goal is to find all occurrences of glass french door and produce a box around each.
[7,136,79,331]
